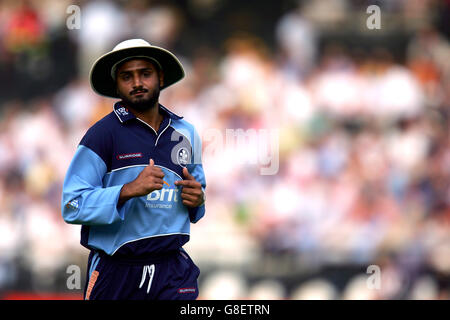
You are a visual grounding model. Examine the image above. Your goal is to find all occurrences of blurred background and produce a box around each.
[0,0,449,300]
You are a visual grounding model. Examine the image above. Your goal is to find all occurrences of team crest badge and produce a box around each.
[177,147,190,166]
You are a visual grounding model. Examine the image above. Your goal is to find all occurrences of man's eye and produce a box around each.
[121,74,130,80]
[143,71,151,77]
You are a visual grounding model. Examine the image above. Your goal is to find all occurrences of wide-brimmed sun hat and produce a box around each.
[89,39,185,98]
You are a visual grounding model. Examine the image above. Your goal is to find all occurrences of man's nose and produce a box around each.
[132,74,142,87]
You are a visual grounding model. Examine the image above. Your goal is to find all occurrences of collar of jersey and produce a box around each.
[113,101,183,123]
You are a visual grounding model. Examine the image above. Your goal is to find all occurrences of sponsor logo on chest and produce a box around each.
[145,181,179,209]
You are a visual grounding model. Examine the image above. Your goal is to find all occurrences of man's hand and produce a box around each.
[175,167,204,208]
[118,158,164,205]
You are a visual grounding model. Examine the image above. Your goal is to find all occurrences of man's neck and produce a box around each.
[128,103,163,133]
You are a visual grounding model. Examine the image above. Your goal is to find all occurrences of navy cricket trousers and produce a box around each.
[83,249,200,300]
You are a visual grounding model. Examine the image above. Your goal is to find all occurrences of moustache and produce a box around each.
[130,88,148,95]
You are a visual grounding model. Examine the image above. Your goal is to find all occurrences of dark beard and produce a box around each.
[119,87,160,112]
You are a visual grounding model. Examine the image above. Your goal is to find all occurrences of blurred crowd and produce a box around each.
[0,0,449,299]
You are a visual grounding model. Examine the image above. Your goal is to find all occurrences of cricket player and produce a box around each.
[61,39,206,300]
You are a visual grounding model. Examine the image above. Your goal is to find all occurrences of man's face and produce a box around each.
[116,58,163,111]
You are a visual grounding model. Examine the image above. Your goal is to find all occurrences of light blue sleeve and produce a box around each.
[187,126,206,223]
[61,145,129,226]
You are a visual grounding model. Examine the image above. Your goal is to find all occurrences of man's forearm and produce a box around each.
[118,182,137,206]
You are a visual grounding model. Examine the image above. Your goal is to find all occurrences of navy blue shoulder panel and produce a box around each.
[79,112,118,172]
[108,122,193,177]
[149,125,192,177]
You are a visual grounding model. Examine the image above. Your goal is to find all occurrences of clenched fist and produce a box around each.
[175,167,205,208]
[118,158,165,205]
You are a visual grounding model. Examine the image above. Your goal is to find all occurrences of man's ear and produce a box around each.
[159,71,164,87]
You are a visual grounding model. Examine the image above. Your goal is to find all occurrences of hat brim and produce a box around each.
[89,46,185,99]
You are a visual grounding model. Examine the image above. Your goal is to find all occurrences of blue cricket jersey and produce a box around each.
[61,102,206,257]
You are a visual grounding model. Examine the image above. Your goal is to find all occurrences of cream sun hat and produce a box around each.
[89,39,185,98]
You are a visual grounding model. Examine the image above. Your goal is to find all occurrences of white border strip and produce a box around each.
[136,118,157,135]
[107,164,182,179]
[155,118,171,146]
